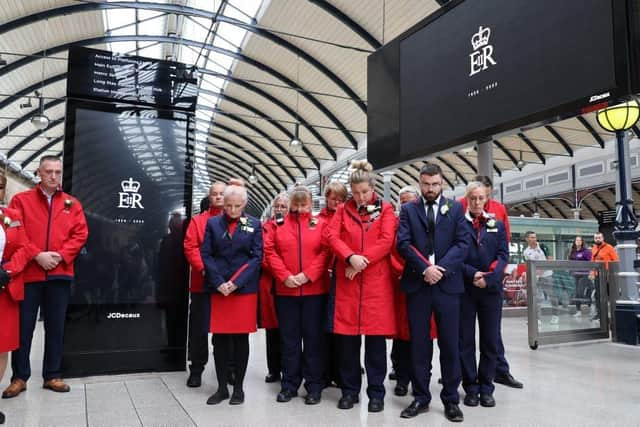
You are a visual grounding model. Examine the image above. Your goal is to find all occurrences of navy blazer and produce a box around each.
[397,196,471,295]
[461,218,509,292]
[201,214,263,294]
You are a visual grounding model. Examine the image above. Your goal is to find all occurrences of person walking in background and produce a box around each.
[591,232,619,321]
[325,160,397,413]
[3,156,88,399]
[568,236,592,316]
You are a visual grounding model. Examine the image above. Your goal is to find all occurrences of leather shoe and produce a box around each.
[400,400,429,418]
[463,393,479,407]
[337,394,359,409]
[276,389,297,402]
[43,379,70,393]
[480,393,495,407]
[265,373,280,383]
[394,384,408,396]
[206,389,229,405]
[368,398,384,413]
[304,393,321,405]
[494,372,523,389]
[0,410,5,425]
[2,379,26,399]
[444,403,464,422]
[229,390,245,405]
[186,373,202,388]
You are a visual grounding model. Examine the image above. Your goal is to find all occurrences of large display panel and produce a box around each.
[62,101,194,376]
[368,0,632,169]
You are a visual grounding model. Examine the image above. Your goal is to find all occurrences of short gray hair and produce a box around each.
[271,192,289,207]
[464,181,485,199]
[398,186,419,197]
[224,184,248,202]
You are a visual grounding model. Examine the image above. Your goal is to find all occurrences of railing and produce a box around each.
[526,260,610,349]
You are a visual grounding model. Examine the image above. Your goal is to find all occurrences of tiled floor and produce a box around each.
[2,316,640,426]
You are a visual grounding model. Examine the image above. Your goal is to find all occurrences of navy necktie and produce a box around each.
[426,201,435,256]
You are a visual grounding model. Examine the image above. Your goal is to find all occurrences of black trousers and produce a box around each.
[12,280,70,381]
[391,339,411,387]
[266,328,282,375]
[212,334,249,391]
[188,292,210,375]
[338,334,387,399]
[276,295,327,394]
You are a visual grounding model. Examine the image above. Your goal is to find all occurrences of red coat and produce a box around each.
[8,186,88,283]
[318,208,337,292]
[459,197,511,240]
[258,220,278,329]
[264,212,330,296]
[183,207,221,293]
[0,207,38,352]
[325,196,397,336]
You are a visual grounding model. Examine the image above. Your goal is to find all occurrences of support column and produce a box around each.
[381,171,394,202]
[477,140,493,178]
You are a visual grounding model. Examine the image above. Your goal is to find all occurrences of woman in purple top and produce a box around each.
[568,236,592,314]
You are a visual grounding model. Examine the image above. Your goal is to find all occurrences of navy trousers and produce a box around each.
[460,288,502,395]
[265,328,282,376]
[495,311,510,376]
[275,295,327,394]
[406,285,461,404]
[338,334,387,399]
[12,280,71,381]
[391,339,411,387]
[188,292,210,375]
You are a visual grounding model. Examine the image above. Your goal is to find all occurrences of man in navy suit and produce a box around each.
[397,163,471,422]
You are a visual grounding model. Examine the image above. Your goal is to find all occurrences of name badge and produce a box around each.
[487,228,498,233]
[246,227,255,233]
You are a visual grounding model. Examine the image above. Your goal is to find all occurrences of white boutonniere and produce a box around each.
[309,217,318,229]
[486,218,496,228]
[2,215,11,226]
[366,201,382,220]
[440,203,449,215]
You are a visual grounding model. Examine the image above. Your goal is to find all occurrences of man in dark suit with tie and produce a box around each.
[396,163,471,422]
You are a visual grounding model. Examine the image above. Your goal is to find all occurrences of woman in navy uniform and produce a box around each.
[201,184,262,406]
[460,181,509,408]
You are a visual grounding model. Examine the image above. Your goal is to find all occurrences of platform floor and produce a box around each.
[1,316,639,427]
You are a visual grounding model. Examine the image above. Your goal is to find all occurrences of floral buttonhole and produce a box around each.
[309,217,318,229]
[440,204,449,216]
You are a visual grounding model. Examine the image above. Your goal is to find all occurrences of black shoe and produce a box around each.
[444,403,464,422]
[0,410,4,425]
[229,390,245,405]
[463,393,479,407]
[276,389,297,402]
[265,373,281,383]
[494,372,523,389]
[438,377,443,384]
[186,372,202,388]
[337,395,359,409]
[304,393,321,405]
[206,389,229,405]
[400,400,429,418]
[388,370,397,381]
[368,398,384,413]
[394,384,408,396]
[480,393,495,407]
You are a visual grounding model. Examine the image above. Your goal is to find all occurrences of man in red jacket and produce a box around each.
[3,156,88,398]
[183,181,226,387]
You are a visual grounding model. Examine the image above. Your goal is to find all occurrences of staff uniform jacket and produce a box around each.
[9,185,88,283]
[459,197,511,240]
[201,213,262,294]
[397,196,470,295]
[461,213,509,292]
[183,206,222,293]
[258,219,278,328]
[264,211,330,297]
[325,194,397,336]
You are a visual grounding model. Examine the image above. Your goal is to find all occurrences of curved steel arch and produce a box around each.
[493,140,519,168]
[436,156,468,185]
[544,125,573,157]
[0,1,366,114]
[517,133,545,164]
[21,135,64,168]
[576,116,605,148]
[0,98,65,140]
[8,118,65,158]
[307,0,381,49]
[0,39,357,154]
[198,158,272,208]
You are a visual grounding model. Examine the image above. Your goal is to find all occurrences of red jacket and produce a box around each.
[183,207,222,293]
[258,219,278,328]
[264,212,330,296]
[459,197,511,240]
[325,195,397,336]
[9,186,88,283]
[1,208,37,301]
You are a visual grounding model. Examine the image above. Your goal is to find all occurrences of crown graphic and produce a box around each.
[471,26,491,50]
[121,177,141,193]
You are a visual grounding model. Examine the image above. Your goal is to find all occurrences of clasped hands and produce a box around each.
[284,272,309,288]
[217,281,238,296]
[345,254,369,280]
[35,251,63,271]
[472,271,487,288]
[423,265,446,285]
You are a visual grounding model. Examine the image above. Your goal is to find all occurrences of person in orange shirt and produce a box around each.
[591,232,619,321]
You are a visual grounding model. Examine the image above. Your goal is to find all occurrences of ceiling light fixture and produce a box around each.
[30,92,49,130]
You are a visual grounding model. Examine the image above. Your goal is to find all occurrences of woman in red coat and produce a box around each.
[325,160,397,413]
[0,204,35,425]
[264,186,330,405]
[259,193,289,383]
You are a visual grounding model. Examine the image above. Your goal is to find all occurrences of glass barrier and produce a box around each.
[526,260,610,349]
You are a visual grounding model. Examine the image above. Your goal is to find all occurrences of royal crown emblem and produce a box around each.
[471,26,491,50]
[121,177,141,193]
[118,177,144,209]
[469,25,497,77]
